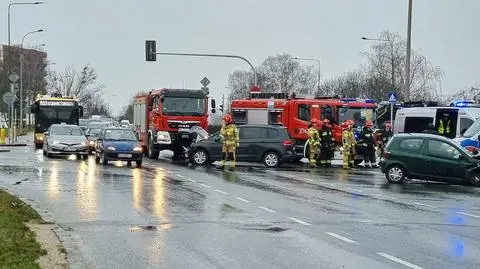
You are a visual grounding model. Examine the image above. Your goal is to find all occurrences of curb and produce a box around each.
[0,186,89,269]
[0,149,11,152]
[0,143,28,147]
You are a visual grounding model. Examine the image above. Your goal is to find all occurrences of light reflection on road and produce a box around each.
[132,168,142,210]
[153,168,167,223]
[47,161,60,200]
[75,159,98,221]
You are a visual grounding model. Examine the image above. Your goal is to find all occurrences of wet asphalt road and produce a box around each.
[1,143,480,269]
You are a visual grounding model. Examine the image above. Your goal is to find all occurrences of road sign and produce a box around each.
[8,74,19,83]
[2,92,16,105]
[200,77,210,87]
[388,92,397,103]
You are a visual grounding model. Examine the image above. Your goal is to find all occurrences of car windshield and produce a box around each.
[162,97,205,116]
[338,107,375,127]
[87,128,102,136]
[104,129,137,141]
[462,119,480,138]
[51,126,83,136]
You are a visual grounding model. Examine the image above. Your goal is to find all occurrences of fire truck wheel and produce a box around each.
[263,151,280,168]
[189,149,209,165]
[147,136,159,159]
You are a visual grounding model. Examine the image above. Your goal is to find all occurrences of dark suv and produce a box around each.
[188,125,295,167]
[380,133,480,186]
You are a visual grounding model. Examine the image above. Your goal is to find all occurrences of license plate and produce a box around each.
[178,128,190,132]
[118,154,132,158]
[64,147,75,151]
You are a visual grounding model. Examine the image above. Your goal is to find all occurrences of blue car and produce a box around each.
[95,127,143,167]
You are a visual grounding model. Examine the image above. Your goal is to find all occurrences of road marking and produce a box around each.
[457,211,480,219]
[175,174,185,178]
[348,188,363,193]
[235,197,250,203]
[287,217,312,226]
[215,189,227,194]
[413,202,437,209]
[375,194,395,200]
[377,252,425,269]
[200,183,211,189]
[325,232,357,244]
[187,178,196,182]
[258,206,276,213]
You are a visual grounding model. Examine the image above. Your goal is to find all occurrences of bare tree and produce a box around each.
[446,86,480,104]
[47,64,105,104]
[227,70,254,102]
[363,31,443,100]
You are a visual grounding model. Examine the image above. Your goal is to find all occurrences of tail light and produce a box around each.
[383,150,392,158]
[283,139,293,146]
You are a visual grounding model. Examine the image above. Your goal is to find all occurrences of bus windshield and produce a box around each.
[36,106,78,131]
[338,107,376,127]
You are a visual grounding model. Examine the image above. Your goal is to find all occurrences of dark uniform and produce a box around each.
[319,120,335,167]
[379,124,392,157]
[359,121,377,168]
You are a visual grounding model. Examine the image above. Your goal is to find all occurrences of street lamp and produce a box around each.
[405,0,413,101]
[293,57,321,95]
[30,43,46,50]
[361,37,391,42]
[20,29,44,133]
[6,1,44,143]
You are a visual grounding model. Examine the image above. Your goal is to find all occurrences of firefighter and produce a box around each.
[219,114,239,169]
[379,122,392,157]
[307,119,321,168]
[342,121,356,169]
[437,113,453,138]
[319,119,335,167]
[359,120,377,168]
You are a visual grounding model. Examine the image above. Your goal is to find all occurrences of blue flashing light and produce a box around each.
[341,98,357,102]
[456,102,468,107]
[451,99,474,107]
[364,99,376,104]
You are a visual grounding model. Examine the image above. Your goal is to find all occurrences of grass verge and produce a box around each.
[17,127,34,137]
[0,190,44,269]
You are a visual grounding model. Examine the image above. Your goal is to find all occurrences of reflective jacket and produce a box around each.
[437,119,451,135]
[308,127,320,146]
[220,123,239,146]
[342,130,355,149]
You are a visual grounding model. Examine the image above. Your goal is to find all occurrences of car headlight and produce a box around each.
[89,141,95,146]
[107,146,116,151]
[52,141,60,145]
[133,146,142,152]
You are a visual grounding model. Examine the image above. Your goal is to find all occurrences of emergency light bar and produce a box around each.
[340,98,376,104]
[449,99,475,107]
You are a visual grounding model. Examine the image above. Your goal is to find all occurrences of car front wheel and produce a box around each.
[263,151,280,168]
[190,149,209,165]
[469,172,480,186]
[385,165,405,183]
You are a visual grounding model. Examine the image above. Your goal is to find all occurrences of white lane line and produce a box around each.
[375,194,395,200]
[200,183,211,189]
[258,206,276,213]
[377,252,425,269]
[175,174,185,178]
[187,178,196,182]
[457,211,480,219]
[287,217,312,226]
[348,188,363,193]
[235,197,250,203]
[215,189,227,194]
[413,202,437,209]
[325,232,357,244]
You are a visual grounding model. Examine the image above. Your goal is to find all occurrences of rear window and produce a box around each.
[267,128,279,138]
[398,138,424,152]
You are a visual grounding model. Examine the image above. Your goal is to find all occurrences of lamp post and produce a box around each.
[20,29,43,134]
[293,57,321,95]
[405,0,413,101]
[6,1,44,142]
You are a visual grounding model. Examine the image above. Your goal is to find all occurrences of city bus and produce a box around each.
[30,94,83,148]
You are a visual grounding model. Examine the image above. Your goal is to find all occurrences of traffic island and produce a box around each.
[0,190,68,269]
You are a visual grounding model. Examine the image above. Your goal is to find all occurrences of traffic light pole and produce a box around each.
[155,52,258,86]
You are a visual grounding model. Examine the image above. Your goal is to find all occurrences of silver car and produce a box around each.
[43,124,89,159]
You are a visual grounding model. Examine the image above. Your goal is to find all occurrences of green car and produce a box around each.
[380,133,480,186]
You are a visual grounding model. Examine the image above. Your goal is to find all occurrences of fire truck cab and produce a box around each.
[231,93,377,163]
[134,88,215,160]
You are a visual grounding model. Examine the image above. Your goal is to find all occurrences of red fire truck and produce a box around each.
[134,88,215,160]
[230,93,377,164]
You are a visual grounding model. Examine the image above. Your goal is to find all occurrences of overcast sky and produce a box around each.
[2,0,478,115]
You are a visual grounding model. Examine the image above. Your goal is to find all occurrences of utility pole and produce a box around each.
[404,0,413,101]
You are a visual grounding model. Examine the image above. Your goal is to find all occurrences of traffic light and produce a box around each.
[219,104,224,112]
[145,40,156,62]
